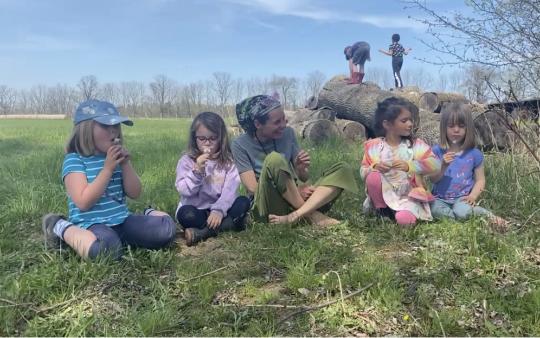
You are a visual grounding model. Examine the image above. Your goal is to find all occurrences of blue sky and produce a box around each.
[0,0,465,88]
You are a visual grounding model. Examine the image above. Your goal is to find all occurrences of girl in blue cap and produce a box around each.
[42,100,176,260]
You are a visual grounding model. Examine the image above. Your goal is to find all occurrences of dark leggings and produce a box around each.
[392,56,404,88]
[87,214,176,260]
[176,196,251,230]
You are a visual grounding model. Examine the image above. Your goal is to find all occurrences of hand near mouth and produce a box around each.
[442,151,456,165]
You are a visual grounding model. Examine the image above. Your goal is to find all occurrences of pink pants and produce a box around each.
[366,172,417,226]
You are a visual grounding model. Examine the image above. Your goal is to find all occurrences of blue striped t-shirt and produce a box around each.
[62,153,130,228]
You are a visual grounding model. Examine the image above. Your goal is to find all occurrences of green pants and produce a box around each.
[253,151,358,221]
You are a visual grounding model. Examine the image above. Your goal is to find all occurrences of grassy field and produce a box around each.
[1,119,539,336]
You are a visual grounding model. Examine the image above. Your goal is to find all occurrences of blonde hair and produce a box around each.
[65,120,123,156]
[439,103,476,150]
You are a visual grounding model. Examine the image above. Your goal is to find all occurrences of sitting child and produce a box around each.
[361,97,441,227]
[175,112,250,246]
[430,104,508,231]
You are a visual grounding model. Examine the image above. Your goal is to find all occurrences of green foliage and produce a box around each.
[0,119,538,336]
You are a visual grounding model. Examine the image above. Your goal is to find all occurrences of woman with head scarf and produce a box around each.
[231,95,358,226]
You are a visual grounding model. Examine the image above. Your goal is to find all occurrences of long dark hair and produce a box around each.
[373,97,418,146]
[187,111,233,168]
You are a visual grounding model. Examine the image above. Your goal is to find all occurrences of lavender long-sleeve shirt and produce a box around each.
[175,155,240,217]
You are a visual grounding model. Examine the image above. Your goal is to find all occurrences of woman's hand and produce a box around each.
[294,150,310,173]
[298,184,315,201]
[207,210,223,229]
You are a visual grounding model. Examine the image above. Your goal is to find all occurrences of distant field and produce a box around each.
[0,119,539,336]
[0,114,66,119]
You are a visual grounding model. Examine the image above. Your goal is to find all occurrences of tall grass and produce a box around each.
[0,119,538,336]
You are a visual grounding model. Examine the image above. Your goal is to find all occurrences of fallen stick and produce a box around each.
[214,303,302,309]
[178,265,230,283]
[278,282,374,325]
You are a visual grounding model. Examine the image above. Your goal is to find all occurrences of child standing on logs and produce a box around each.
[360,97,440,227]
[429,106,509,231]
[344,41,371,85]
[175,112,251,246]
[379,34,411,88]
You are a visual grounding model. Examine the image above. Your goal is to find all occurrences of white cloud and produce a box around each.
[250,18,280,31]
[222,0,425,30]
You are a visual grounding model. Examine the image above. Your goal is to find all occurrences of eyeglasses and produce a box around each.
[195,135,218,143]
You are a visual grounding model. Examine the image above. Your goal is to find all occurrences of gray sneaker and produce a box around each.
[42,213,65,250]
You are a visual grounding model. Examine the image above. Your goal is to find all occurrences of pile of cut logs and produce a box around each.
[287,75,514,150]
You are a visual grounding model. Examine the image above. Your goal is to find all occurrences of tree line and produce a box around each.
[0,65,530,118]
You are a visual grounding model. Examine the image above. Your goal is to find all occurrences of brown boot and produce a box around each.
[347,72,359,84]
[357,72,365,84]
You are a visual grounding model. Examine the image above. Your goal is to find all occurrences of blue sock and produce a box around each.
[53,219,73,240]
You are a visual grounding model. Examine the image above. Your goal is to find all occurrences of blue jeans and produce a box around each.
[87,214,176,260]
[430,197,494,221]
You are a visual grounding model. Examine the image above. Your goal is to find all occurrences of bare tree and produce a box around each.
[212,72,233,116]
[233,78,245,106]
[402,68,435,90]
[270,75,298,109]
[29,85,49,114]
[246,77,271,97]
[120,81,146,117]
[204,80,216,111]
[448,70,465,93]
[16,89,30,114]
[405,0,540,96]
[0,85,16,115]
[189,81,205,114]
[462,64,495,103]
[436,73,448,92]
[150,74,175,118]
[305,71,326,99]
[365,67,392,89]
[99,82,119,104]
[48,84,78,115]
[77,75,99,101]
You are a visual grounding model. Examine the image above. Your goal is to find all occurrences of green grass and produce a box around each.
[1,119,539,336]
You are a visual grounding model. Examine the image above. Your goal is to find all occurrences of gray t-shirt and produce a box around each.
[231,127,300,179]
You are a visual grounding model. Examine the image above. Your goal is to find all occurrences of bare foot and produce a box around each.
[489,216,510,233]
[308,211,341,227]
[269,211,299,224]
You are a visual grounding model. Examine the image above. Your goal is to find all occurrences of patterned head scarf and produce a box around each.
[235,95,282,133]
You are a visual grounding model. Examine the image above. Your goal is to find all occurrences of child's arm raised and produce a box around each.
[378,48,392,56]
[175,155,204,197]
[120,159,142,199]
[429,150,456,183]
[65,146,124,211]
[407,139,441,175]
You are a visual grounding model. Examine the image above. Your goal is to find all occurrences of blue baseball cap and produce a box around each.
[73,99,133,126]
